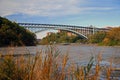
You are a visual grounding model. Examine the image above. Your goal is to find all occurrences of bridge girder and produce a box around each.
[18,23,109,39]
[34,28,88,39]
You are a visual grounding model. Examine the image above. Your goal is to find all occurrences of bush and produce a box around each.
[0,17,37,47]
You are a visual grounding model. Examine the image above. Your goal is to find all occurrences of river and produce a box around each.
[0,44,120,65]
[0,44,120,79]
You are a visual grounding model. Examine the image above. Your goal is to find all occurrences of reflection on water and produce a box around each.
[0,45,120,65]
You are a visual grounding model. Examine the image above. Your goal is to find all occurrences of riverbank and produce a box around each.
[51,43,120,48]
[0,46,120,80]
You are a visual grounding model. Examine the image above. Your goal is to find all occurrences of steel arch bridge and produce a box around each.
[18,23,109,39]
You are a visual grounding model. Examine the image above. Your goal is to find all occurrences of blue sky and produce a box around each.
[0,0,120,28]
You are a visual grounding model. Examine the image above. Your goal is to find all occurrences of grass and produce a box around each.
[0,46,119,80]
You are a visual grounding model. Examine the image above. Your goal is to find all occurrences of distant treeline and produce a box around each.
[0,17,37,47]
[40,27,120,46]
[40,31,86,45]
[89,27,120,46]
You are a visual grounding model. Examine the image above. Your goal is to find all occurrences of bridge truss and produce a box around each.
[18,23,109,39]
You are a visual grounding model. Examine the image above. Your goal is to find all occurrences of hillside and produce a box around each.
[0,17,37,47]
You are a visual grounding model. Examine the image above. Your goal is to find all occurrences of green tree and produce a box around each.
[88,31,106,44]
[40,31,84,44]
[0,17,37,47]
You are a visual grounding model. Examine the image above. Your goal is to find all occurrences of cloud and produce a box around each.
[0,0,113,17]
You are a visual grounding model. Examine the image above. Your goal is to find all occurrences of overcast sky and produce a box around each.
[0,0,120,27]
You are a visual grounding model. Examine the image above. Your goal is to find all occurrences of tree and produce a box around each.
[0,17,37,47]
[39,31,84,44]
[88,31,106,44]
[103,27,120,46]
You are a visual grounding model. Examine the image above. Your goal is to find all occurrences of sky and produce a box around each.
[0,0,120,28]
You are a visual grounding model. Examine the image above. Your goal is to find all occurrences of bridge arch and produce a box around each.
[35,28,88,39]
[18,23,109,39]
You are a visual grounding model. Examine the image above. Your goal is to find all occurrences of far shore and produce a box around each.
[45,43,120,47]
[0,43,120,48]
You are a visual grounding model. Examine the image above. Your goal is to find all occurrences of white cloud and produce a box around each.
[0,0,113,17]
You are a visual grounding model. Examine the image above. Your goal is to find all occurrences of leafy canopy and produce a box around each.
[0,17,37,47]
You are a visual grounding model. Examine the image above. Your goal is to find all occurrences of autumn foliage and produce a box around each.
[103,27,120,45]
[89,27,120,46]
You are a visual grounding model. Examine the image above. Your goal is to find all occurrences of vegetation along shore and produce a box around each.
[0,46,120,80]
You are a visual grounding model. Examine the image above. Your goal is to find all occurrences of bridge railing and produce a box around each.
[18,23,109,39]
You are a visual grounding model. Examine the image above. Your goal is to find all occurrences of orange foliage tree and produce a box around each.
[103,27,120,45]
